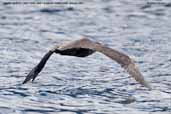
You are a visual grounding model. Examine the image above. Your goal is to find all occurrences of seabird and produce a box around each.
[23,38,151,89]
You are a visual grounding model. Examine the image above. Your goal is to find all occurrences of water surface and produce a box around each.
[0,0,171,114]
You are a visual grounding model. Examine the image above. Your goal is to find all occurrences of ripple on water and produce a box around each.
[39,7,75,14]
[0,0,171,114]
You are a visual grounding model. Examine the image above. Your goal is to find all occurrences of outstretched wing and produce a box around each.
[98,45,151,89]
[23,51,54,84]
[60,38,151,89]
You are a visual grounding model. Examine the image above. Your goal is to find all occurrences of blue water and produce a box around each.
[0,0,171,114]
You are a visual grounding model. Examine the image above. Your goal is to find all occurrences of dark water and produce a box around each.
[0,0,171,114]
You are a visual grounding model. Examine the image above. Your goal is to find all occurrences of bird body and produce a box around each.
[23,38,151,89]
[54,48,95,57]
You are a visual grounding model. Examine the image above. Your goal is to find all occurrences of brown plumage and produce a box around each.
[23,38,151,89]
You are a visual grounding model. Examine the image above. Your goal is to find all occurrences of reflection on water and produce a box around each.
[0,0,171,113]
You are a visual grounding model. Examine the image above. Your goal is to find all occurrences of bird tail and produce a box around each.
[23,51,54,84]
[125,63,152,89]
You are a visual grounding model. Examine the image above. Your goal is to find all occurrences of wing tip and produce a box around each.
[125,63,152,90]
[22,74,33,84]
[22,67,37,84]
[22,80,29,84]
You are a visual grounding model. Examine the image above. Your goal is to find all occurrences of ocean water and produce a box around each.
[0,0,171,114]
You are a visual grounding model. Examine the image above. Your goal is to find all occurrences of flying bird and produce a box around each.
[23,38,151,89]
